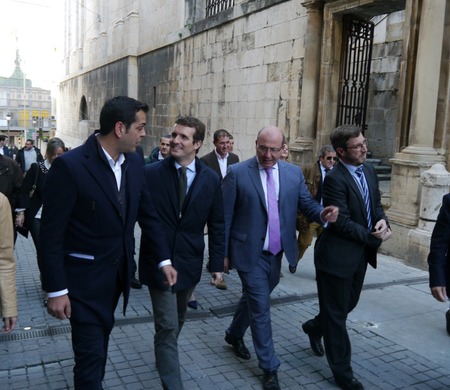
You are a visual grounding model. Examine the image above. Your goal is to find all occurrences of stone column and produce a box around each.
[384,0,447,259]
[291,0,324,165]
[405,164,450,269]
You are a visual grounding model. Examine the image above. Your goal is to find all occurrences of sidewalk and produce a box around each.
[1,228,449,389]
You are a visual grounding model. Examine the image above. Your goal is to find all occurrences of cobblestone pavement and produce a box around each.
[1,227,449,389]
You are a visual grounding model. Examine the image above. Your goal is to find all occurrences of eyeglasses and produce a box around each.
[326,156,338,161]
[346,139,368,151]
[257,144,282,154]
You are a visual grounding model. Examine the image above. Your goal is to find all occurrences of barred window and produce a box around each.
[206,0,234,17]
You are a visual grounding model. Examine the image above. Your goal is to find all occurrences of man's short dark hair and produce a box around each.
[318,144,335,159]
[26,139,34,145]
[175,116,206,143]
[329,125,361,153]
[99,96,149,136]
[0,135,5,142]
[160,134,171,142]
[213,129,231,143]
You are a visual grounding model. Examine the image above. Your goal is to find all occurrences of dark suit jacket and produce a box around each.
[40,133,170,327]
[222,157,323,271]
[0,146,11,158]
[139,156,225,291]
[428,193,450,296]
[0,154,23,214]
[201,150,239,179]
[314,161,387,278]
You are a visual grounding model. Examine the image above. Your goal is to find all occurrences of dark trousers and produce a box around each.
[29,218,42,271]
[316,260,368,381]
[227,251,282,373]
[70,320,113,390]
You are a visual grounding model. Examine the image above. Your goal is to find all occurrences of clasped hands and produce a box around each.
[371,219,392,242]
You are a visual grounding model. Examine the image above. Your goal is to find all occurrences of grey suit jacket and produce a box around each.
[201,150,239,179]
[222,157,323,271]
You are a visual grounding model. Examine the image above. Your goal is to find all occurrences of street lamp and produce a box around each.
[5,113,11,145]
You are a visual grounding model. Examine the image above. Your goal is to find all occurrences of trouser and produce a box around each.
[149,286,195,390]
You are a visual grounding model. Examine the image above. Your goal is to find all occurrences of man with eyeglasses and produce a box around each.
[222,126,338,390]
[302,125,392,390]
[292,144,337,274]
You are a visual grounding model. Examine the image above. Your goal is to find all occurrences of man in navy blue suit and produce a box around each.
[222,126,338,390]
[139,116,224,389]
[40,96,173,390]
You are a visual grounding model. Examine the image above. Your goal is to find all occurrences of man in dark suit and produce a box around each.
[39,96,173,390]
[139,116,224,389]
[201,128,239,290]
[201,129,239,179]
[0,135,11,157]
[303,125,392,390]
[222,126,338,390]
[428,193,450,336]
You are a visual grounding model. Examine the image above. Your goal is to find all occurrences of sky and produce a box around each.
[0,0,64,91]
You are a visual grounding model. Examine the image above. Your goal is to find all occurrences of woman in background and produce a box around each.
[16,137,66,306]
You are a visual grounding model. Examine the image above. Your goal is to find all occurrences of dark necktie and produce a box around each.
[355,166,372,230]
[265,168,282,255]
[178,166,187,212]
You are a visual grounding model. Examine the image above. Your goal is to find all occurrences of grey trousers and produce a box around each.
[149,286,194,390]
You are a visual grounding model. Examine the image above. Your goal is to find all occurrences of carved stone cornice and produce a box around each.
[301,0,324,11]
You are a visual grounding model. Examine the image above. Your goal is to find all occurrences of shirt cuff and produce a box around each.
[158,259,172,269]
[47,289,69,298]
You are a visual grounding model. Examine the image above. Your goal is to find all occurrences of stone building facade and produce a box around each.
[58,0,450,267]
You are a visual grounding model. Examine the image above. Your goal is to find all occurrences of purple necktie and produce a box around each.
[265,168,282,255]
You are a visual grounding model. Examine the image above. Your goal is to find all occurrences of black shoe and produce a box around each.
[335,377,364,390]
[262,371,280,390]
[130,276,142,289]
[446,310,450,336]
[187,300,198,310]
[302,320,324,357]
[224,332,251,360]
[288,264,297,273]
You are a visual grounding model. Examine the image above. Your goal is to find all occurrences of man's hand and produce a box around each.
[15,213,24,227]
[224,256,231,274]
[2,316,18,333]
[372,219,392,242]
[47,295,71,320]
[321,206,339,223]
[431,286,447,302]
[210,272,224,287]
[161,264,177,286]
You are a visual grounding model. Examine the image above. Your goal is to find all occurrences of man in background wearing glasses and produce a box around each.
[292,144,337,274]
[222,126,339,390]
[302,125,392,390]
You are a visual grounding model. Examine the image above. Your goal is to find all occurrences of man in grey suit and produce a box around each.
[303,125,392,390]
[201,128,239,290]
[222,126,338,390]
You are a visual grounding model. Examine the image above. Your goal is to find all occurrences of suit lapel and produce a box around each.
[337,162,366,214]
[82,135,121,215]
[248,157,267,210]
[159,157,179,215]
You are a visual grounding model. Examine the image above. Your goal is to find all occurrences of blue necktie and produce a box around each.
[265,168,282,255]
[355,166,372,230]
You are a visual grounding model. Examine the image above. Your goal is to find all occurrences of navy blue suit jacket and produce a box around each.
[222,157,323,271]
[0,146,11,158]
[139,156,225,291]
[40,133,170,326]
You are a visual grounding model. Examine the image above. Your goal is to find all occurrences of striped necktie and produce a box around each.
[355,166,372,230]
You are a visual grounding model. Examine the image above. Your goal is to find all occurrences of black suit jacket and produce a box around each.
[314,161,387,278]
[139,156,225,291]
[0,146,11,158]
[40,133,170,327]
[428,193,450,296]
[201,150,239,179]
